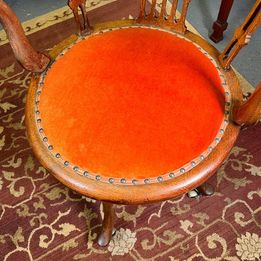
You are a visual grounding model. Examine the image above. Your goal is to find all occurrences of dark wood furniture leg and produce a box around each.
[97,202,115,247]
[187,182,214,198]
[197,182,214,196]
[210,0,234,43]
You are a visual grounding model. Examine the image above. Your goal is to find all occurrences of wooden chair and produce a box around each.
[0,0,260,246]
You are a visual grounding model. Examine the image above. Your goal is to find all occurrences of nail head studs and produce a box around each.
[191,161,196,167]
[157,176,163,182]
[180,168,185,173]
[64,161,69,166]
[120,178,126,184]
[132,179,137,185]
[144,179,150,184]
[55,153,61,158]
[169,172,175,178]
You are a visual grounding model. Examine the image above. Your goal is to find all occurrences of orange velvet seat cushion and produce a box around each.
[39,27,225,180]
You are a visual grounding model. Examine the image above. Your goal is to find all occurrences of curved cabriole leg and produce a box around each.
[0,0,50,72]
[187,182,214,198]
[98,202,115,247]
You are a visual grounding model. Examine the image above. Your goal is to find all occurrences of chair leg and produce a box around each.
[97,202,115,247]
[187,182,214,198]
[197,182,214,196]
[209,0,234,43]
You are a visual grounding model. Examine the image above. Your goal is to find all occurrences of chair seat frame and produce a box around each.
[25,19,242,205]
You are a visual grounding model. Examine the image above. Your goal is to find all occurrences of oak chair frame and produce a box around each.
[1,0,260,247]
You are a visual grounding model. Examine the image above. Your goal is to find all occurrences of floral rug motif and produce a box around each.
[0,0,261,260]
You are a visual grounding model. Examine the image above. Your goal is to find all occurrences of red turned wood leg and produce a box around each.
[98,202,115,247]
[210,0,234,43]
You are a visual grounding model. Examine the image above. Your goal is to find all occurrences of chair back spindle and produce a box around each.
[149,0,157,20]
[219,1,261,70]
[68,0,91,35]
[159,0,168,20]
[138,0,191,33]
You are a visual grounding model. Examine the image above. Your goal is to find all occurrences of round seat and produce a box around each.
[36,26,231,185]
[27,23,241,203]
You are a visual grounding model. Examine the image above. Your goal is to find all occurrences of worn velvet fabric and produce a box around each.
[40,28,225,179]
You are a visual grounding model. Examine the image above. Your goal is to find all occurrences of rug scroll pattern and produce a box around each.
[0,1,261,260]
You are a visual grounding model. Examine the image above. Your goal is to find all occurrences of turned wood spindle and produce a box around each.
[139,0,147,19]
[68,0,91,35]
[176,0,191,32]
[168,0,179,23]
[149,0,157,20]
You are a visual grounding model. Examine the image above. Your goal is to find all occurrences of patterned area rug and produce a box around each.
[0,1,260,260]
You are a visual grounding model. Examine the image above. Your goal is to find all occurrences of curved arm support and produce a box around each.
[0,0,50,72]
[233,82,261,126]
[219,1,260,70]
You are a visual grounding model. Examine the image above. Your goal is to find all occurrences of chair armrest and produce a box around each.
[0,0,49,72]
